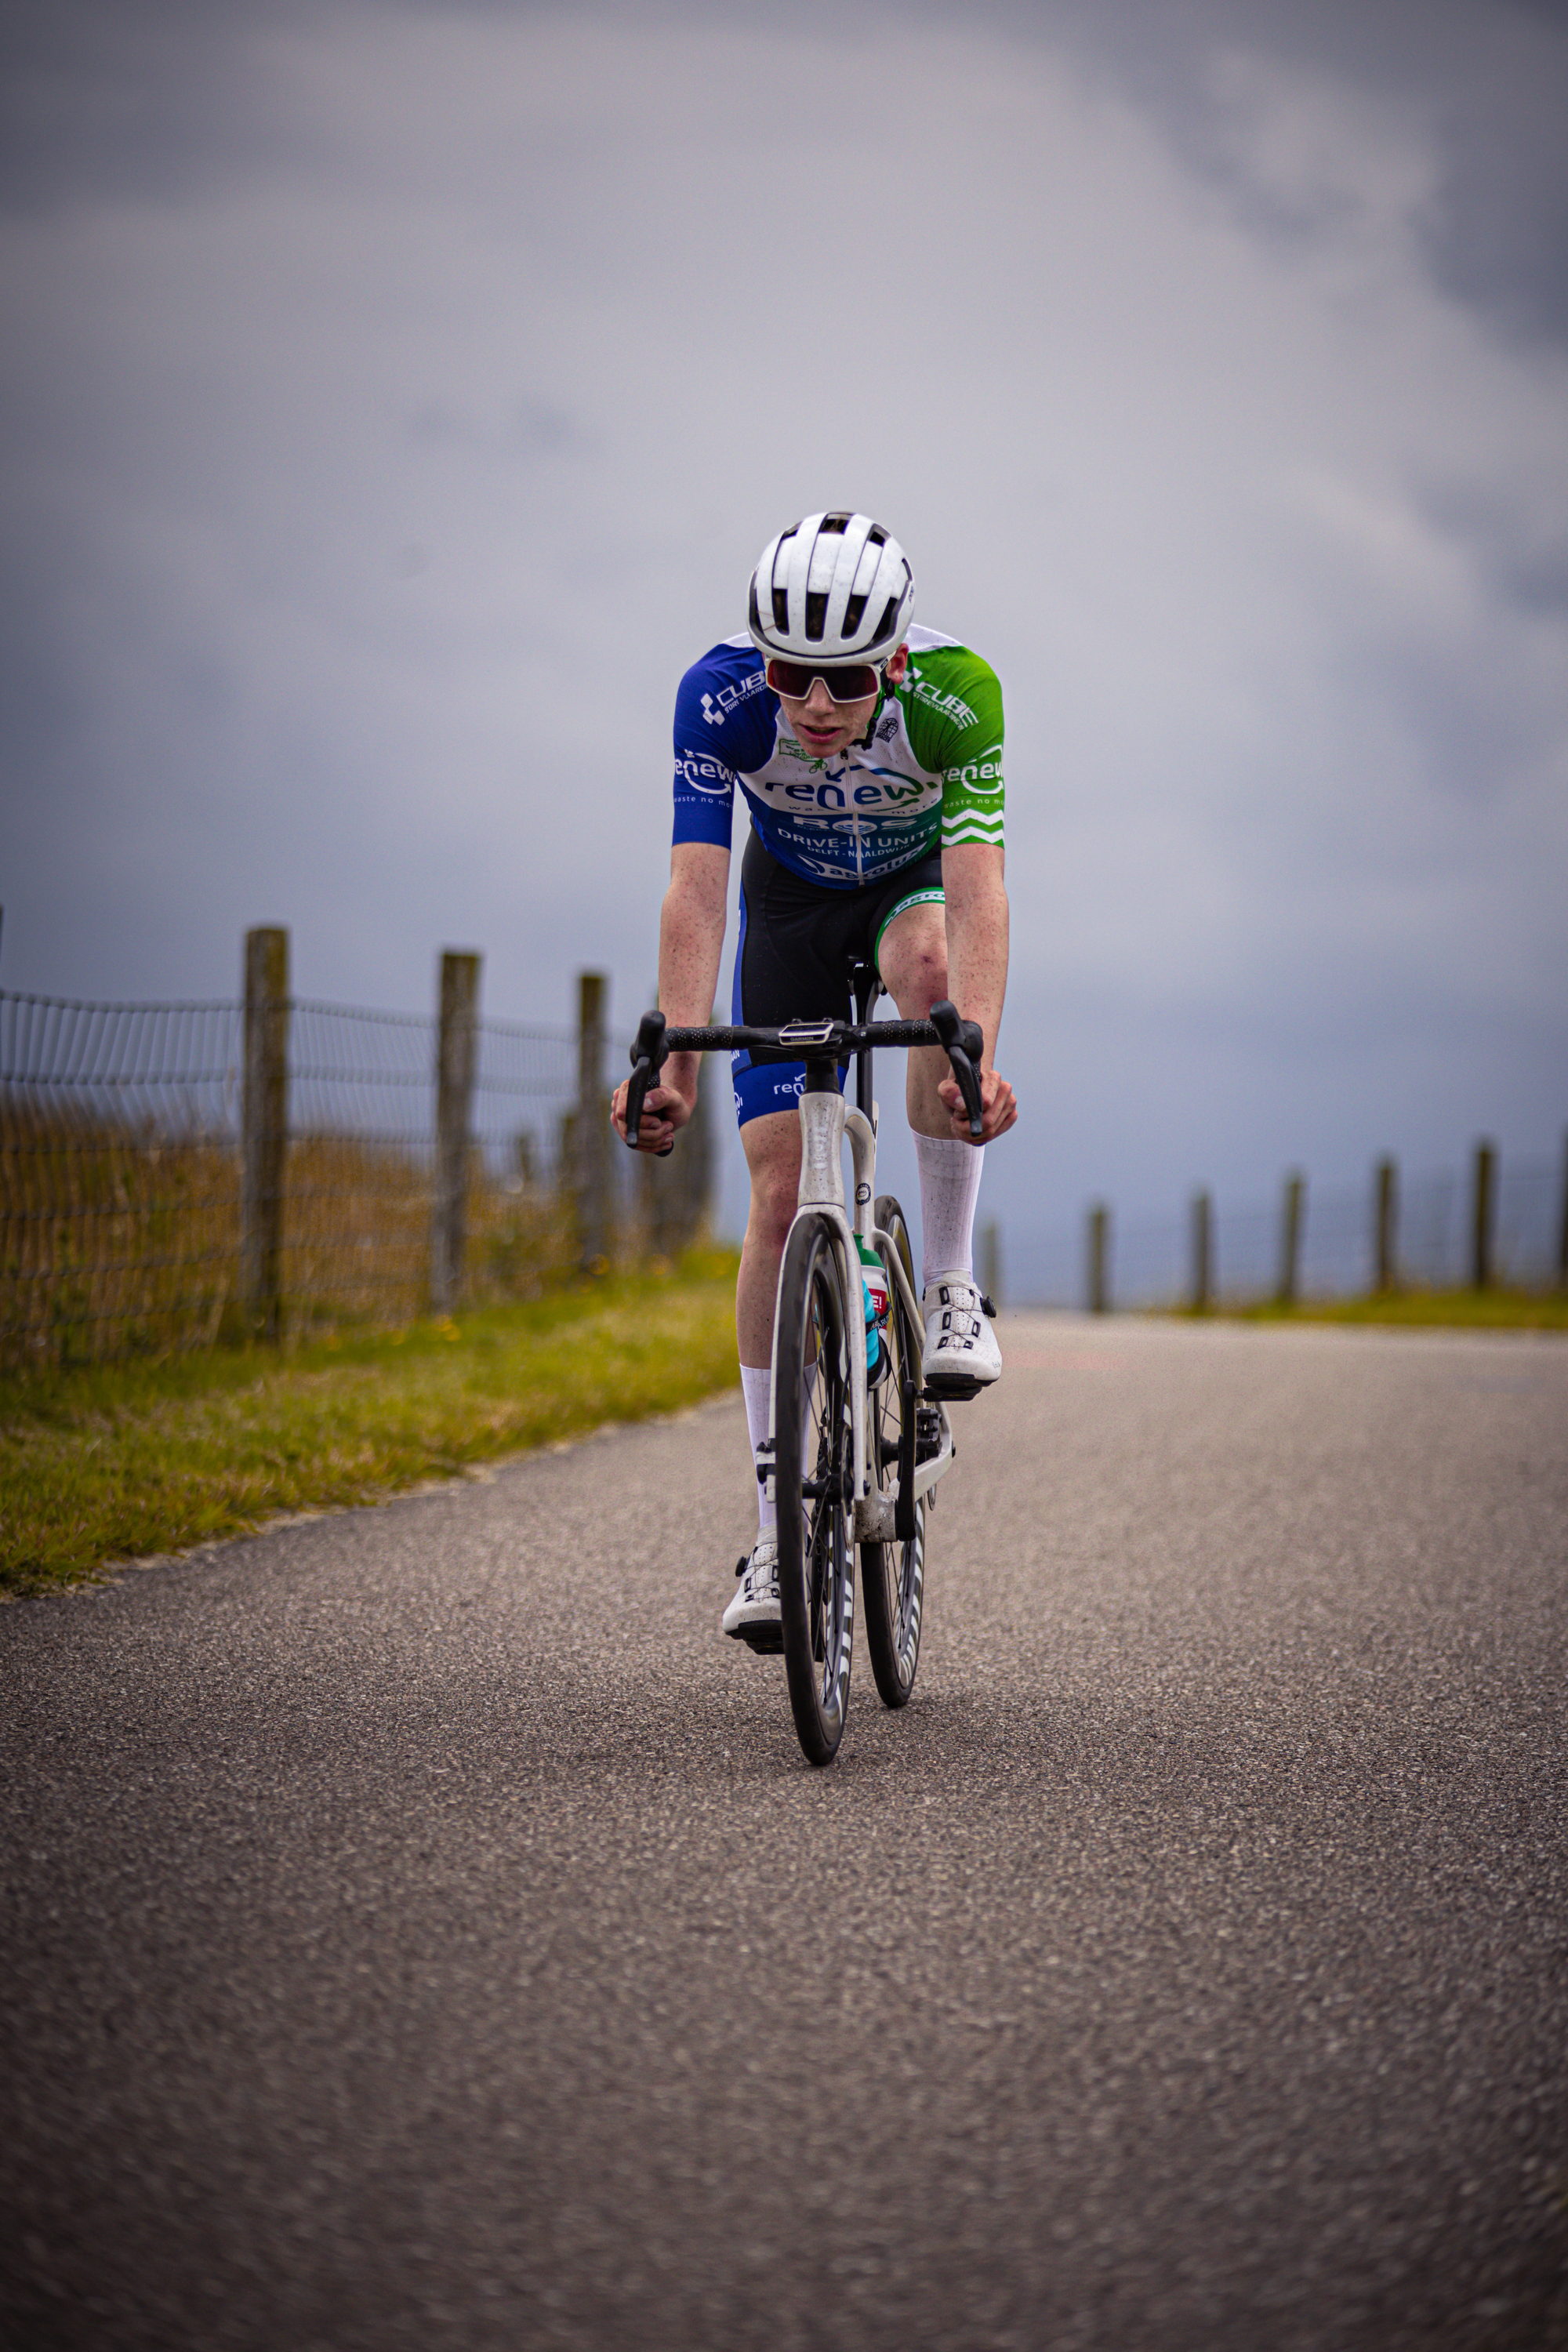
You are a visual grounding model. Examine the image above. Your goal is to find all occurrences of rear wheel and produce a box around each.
[862,1196,927,1710]
[775,1213,855,1766]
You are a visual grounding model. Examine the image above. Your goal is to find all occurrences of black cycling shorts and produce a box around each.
[729,830,946,1127]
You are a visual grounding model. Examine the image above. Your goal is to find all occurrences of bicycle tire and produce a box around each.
[862,1196,926,1710]
[775,1212,855,1766]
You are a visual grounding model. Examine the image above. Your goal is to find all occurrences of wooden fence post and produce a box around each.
[678,1038,714,1248]
[241,925,289,1341]
[577,971,610,1272]
[1471,1138,1496,1290]
[1276,1171,1304,1306]
[1374,1157,1397,1294]
[640,1087,709,1261]
[979,1218,1002,1310]
[430,950,481,1313]
[1190,1189,1212,1312]
[1086,1203,1109,1315]
[557,1105,579,1233]
[637,990,717,1260]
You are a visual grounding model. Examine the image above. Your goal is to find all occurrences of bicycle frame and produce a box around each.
[768,1080,954,1546]
[619,979,980,1548]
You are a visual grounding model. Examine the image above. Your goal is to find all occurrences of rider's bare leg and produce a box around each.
[738,1107,801,1368]
[875,902,953,1140]
[877,902,985,1290]
[735,1108,801,1534]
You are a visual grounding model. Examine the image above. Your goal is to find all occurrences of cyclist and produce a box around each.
[612,511,1017,1642]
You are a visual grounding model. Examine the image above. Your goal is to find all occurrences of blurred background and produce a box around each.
[2,0,1565,1295]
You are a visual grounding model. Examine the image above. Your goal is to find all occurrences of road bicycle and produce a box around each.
[622,969,985,1766]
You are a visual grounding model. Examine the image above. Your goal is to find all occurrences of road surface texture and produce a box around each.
[3,1312,1566,2351]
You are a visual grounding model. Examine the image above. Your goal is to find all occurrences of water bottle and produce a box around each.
[856,1236,890,1380]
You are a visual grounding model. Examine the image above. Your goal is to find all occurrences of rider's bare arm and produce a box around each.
[939,842,1016,1145]
[611,840,730,1148]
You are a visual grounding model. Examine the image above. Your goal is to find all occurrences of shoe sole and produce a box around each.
[922,1369,996,1401]
[727,1620,784,1654]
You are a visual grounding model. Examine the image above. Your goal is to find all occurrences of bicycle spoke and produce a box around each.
[775,1215,855,1764]
[862,1197,927,1711]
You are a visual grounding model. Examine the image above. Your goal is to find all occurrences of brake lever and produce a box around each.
[622,1009,670,1152]
[928,999,984,1138]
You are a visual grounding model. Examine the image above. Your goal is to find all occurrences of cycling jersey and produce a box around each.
[672,624,1004,887]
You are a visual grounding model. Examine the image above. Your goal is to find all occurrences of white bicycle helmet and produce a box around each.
[747,512,916,667]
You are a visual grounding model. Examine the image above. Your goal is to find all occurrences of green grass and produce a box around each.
[1177,1287,1568,1332]
[0,1252,741,1599]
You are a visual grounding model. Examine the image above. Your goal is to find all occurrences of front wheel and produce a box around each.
[862,1196,927,1710]
[775,1213,855,1766]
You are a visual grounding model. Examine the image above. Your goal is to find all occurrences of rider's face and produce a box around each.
[774,644,909,758]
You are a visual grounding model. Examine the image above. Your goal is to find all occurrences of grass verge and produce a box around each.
[0,1252,740,1599]
[1176,1287,1568,1333]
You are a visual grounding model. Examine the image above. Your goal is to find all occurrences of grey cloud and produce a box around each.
[1223,2,1568,350]
[0,0,558,215]
[1421,483,1568,619]
[877,0,1568,352]
[1370,645,1549,809]
[505,396,584,456]
[1506,547,1568,616]
[1134,0,1568,350]
[1422,77,1568,347]
[408,394,586,459]
[0,0,302,215]
[8,0,1566,354]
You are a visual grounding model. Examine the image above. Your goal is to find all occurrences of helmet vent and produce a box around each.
[771,585,790,635]
[866,524,886,547]
[804,590,827,641]
[873,592,902,644]
[842,590,867,637]
[819,514,848,535]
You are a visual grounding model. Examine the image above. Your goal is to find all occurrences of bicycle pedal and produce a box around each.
[735,1624,785,1657]
[922,1372,985,1403]
[915,1404,944,1461]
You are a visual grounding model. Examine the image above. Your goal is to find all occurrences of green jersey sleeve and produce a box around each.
[898,643,1005,852]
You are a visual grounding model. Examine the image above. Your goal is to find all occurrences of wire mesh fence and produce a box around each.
[0,984,699,1369]
[1,992,245,1364]
[1006,1157,1566,1311]
[7,975,1559,1358]
[279,1000,613,1327]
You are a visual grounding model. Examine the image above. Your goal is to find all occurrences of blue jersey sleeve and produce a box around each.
[671,640,775,851]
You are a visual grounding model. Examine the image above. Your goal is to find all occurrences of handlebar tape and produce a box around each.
[928,999,985,1138]
[621,1010,669,1152]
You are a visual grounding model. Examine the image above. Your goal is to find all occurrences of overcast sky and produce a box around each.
[2,0,1565,1252]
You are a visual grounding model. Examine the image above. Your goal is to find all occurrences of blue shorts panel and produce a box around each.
[731,1054,844,1127]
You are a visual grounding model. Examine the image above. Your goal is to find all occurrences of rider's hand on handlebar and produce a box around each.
[938,1062,1017,1145]
[610,1076,694,1154]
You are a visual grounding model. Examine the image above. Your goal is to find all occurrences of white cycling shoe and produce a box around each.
[722,1536,783,1653]
[920,1271,1002,1400]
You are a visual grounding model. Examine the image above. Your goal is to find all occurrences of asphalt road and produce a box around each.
[2,1313,1566,2352]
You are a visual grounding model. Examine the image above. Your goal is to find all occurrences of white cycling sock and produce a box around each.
[915,1131,985,1293]
[742,1358,821,1539]
[741,1363,775,1536]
